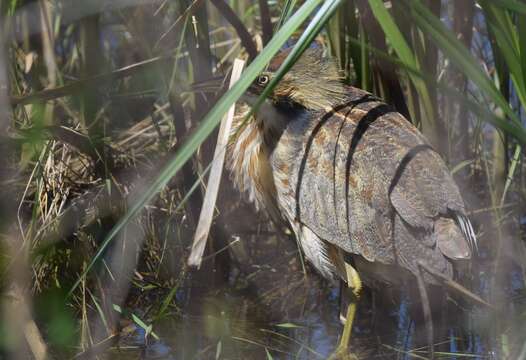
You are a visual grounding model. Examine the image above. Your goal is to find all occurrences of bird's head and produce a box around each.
[243,48,347,114]
[226,49,346,223]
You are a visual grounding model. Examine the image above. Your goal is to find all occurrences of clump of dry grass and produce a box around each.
[17,98,185,289]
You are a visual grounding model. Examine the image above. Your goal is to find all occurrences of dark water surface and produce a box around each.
[104,225,524,360]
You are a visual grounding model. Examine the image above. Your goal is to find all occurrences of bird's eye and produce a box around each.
[257,75,270,86]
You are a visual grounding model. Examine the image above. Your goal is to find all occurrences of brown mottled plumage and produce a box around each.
[227,48,476,287]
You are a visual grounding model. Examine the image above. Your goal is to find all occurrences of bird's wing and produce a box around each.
[272,90,474,268]
[389,148,464,229]
[388,148,475,259]
[272,92,402,263]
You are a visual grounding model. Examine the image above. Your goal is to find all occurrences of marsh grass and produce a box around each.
[1,0,526,358]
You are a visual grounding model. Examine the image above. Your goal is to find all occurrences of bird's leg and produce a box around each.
[330,262,362,360]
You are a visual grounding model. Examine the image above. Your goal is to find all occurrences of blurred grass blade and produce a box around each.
[265,348,274,360]
[518,8,526,93]
[359,22,371,91]
[500,144,521,206]
[275,0,299,30]
[327,0,361,85]
[68,0,329,296]
[479,0,526,105]
[11,55,170,106]
[489,0,526,15]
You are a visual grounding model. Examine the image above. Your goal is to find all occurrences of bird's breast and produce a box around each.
[227,105,283,224]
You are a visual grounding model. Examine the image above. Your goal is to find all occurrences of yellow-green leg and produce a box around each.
[329,263,362,360]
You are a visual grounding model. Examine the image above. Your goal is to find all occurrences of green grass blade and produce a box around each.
[265,348,274,360]
[346,35,526,144]
[519,11,526,93]
[367,0,418,69]
[479,1,526,105]
[275,0,299,31]
[367,0,436,135]
[67,0,328,296]
[500,144,522,206]
[408,0,522,126]
[489,0,526,15]
[112,304,159,340]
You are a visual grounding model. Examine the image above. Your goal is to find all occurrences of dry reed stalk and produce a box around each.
[188,58,245,268]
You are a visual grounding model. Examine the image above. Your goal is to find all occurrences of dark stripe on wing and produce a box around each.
[386,144,478,255]
[294,94,378,223]
[386,144,433,265]
[344,104,394,240]
[332,108,352,231]
[387,144,433,197]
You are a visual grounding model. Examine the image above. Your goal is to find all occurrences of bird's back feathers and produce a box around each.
[270,87,474,281]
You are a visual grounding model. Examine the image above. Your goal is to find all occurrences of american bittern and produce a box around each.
[227,48,476,358]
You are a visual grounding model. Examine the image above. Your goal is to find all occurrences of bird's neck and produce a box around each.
[227,104,283,223]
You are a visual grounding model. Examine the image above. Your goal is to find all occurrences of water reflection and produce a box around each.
[109,229,524,359]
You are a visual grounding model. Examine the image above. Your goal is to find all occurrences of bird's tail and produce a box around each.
[454,213,478,255]
[435,214,475,260]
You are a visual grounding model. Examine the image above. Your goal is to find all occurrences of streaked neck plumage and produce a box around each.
[227,49,347,223]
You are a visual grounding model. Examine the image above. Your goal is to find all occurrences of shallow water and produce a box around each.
[104,224,524,359]
[91,181,525,360]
